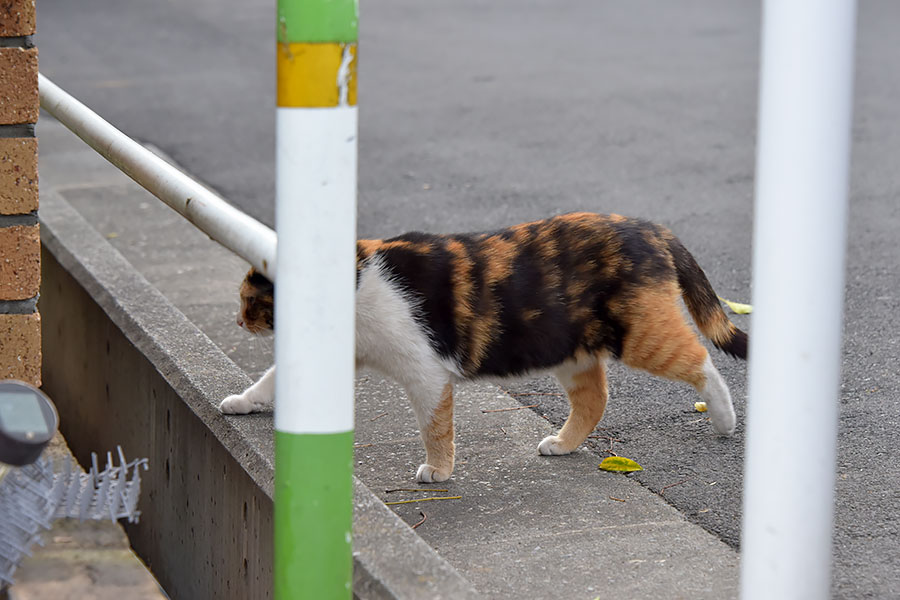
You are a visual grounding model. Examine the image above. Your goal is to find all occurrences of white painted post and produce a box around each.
[741,2,857,599]
[273,1,358,596]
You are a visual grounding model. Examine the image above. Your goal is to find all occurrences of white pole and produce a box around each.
[741,2,857,599]
[273,0,358,594]
[38,73,277,281]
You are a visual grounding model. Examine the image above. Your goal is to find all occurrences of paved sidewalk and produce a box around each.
[38,115,740,598]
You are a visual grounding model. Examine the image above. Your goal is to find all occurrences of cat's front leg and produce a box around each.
[407,382,456,483]
[220,366,276,414]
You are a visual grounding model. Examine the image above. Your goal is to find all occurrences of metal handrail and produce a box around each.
[38,73,277,281]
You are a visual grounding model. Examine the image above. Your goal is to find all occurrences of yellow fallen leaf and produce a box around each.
[717,295,753,314]
[599,456,643,473]
[694,402,708,412]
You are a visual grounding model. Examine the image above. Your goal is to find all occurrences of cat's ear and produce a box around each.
[246,268,274,292]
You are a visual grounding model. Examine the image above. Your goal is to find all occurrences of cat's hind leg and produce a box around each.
[219,365,275,414]
[539,352,608,456]
[620,287,736,435]
[694,354,735,436]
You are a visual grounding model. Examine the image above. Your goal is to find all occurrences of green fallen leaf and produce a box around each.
[717,295,753,315]
[599,456,643,473]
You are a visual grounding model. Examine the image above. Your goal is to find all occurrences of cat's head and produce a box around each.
[236,268,274,335]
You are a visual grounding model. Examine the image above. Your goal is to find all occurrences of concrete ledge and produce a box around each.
[39,190,480,599]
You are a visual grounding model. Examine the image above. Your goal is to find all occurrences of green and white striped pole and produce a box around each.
[274,1,358,598]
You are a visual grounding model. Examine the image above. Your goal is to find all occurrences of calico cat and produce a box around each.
[220,212,747,483]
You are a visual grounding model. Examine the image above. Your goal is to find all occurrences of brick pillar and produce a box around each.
[0,0,40,387]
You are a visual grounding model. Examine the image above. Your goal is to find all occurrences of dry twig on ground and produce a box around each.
[384,496,462,506]
[481,404,539,414]
[658,477,693,495]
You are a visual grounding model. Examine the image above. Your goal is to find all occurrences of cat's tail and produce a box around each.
[668,236,748,360]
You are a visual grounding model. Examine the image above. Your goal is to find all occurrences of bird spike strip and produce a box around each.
[0,447,148,586]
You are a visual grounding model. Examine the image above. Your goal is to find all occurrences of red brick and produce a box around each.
[0,137,37,214]
[0,47,38,125]
[0,312,40,386]
[0,0,36,36]
[0,223,39,299]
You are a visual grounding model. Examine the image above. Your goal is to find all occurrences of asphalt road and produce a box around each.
[36,1,900,597]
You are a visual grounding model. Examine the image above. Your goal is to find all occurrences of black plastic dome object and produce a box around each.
[0,380,58,467]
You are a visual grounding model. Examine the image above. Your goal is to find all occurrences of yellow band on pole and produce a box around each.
[277,42,357,108]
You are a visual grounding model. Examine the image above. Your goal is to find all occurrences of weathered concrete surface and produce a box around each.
[354,376,740,599]
[38,113,740,598]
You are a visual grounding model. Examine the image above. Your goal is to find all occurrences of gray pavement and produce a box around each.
[39,116,740,598]
[33,0,900,597]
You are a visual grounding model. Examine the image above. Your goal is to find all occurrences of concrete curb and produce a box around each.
[39,189,480,599]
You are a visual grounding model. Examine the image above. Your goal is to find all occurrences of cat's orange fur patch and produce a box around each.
[357,238,382,259]
[466,308,498,372]
[702,310,742,351]
[619,283,708,389]
[522,308,543,322]
[555,354,609,452]
[481,235,517,284]
[509,221,537,244]
[378,239,434,254]
[556,211,596,224]
[422,383,455,475]
[566,267,591,302]
[446,238,476,334]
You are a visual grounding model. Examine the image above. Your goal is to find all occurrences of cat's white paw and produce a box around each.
[537,435,572,456]
[219,394,266,415]
[416,463,451,483]
[700,356,736,437]
[709,409,736,437]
